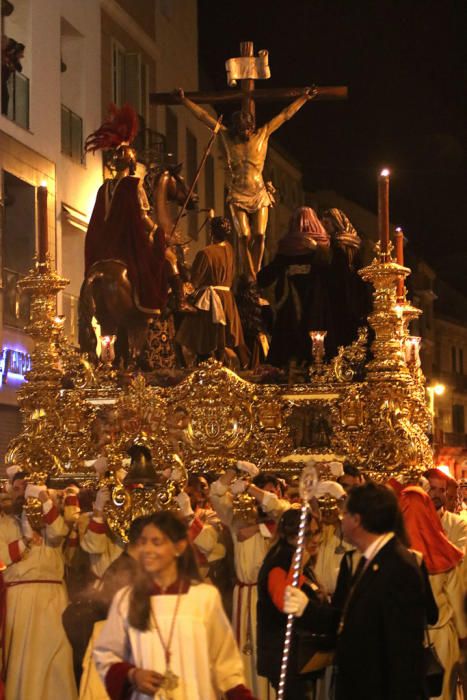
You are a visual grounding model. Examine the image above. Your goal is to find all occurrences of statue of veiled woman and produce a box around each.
[257,206,333,367]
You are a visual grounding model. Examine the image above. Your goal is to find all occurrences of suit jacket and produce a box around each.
[335,537,425,700]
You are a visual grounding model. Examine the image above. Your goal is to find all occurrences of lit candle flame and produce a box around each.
[40,180,47,188]
[380,168,390,177]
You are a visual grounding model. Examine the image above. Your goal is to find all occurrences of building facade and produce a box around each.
[100,0,227,258]
[1,0,102,458]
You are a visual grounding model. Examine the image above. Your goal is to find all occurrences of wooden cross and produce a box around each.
[150,41,347,118]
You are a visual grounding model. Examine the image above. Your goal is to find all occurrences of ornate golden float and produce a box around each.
[5,238,433,538]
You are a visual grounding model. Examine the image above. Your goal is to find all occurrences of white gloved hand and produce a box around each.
[236,461,260,478]
[230,478,248,495]
[116,468,128,483]
[204,510,221,527]
[170,466,184,483]
[6,465,22,482]
[175,491,194,519]
[283,585,309,617]
[21,510,34,540]
[64,485,80,497]
[316,481,346,501]
[94,487,110,512]
[24,483,47,500]
[328,461,344,478]
[93,456,108,476]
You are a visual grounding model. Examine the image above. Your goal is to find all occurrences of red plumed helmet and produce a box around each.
[85,103,139,153]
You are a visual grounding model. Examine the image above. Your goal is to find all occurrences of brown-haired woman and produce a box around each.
[93,510,256,700]
[257,507,340,699]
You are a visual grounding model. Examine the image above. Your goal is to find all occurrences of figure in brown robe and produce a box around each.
[176,217,248,365]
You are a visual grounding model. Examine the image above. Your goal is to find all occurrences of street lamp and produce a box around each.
[427,383,446,449]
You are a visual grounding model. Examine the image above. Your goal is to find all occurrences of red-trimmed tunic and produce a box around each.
[94,579,257,700]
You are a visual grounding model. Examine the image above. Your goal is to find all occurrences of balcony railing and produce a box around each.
[2,268,30,328]
[5,72,29,130]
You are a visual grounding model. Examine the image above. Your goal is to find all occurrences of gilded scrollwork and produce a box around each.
[6,246,436,541]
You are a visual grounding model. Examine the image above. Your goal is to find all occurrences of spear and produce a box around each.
[276,462,318,700]
[169,116,223,242]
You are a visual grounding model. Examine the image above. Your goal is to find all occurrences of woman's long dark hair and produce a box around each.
[128,510,201,631]
[266,507,314,562]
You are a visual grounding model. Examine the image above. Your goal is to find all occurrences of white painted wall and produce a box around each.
[1,1,102,284]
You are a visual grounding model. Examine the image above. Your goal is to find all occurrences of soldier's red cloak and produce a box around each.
[85,176,167,312]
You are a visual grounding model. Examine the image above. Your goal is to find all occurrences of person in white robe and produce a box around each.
[0,479,77,700]
[210,463,289,700]
[313,480,350,599]
[401,486,466,700]
[425,468,467,553]
[80,485,123,581]
[93,510,256,700]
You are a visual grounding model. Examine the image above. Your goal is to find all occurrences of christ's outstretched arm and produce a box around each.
[175,88,227,132]
[266,86,317,135]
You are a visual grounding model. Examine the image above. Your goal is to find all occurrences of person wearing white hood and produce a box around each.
[313,480,352,599]
[209,461,290,699]
[0,478,78,700]
[80,456,125,583]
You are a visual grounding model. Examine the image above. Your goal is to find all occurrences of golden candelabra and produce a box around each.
[5,258,68,482]
[359,245,411,382]
[17,257,68,411]
[352,245,433,481]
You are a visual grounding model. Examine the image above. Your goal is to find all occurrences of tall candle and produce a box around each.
[37,182,48,263]
[378,169,390,255]
[394,227,404,299]
[394,227,404,266]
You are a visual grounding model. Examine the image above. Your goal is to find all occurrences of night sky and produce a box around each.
[198,0,467,298]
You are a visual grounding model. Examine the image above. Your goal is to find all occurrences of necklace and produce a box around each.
[150,579,184,698]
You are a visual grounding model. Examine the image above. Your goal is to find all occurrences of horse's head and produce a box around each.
[145,162,199,232]
[165,163,199,210]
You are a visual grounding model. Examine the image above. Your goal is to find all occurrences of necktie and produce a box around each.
[351,555,367,582]
[338,556,367,635]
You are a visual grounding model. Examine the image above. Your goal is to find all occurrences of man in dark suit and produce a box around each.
[335,482,426,700]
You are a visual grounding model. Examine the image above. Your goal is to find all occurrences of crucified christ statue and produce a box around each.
[176,86,316,277]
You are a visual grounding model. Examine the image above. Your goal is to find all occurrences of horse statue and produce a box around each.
[78,164,198,366]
